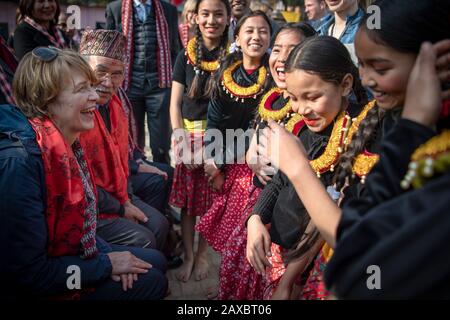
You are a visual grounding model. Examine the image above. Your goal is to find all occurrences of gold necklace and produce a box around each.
[401,130,450,190]
[185,37,220,73]
[310,110,351,177]
[258,87,292,121]
[285,113,304,135]
[221,60,267,101]
[352,152,380,184]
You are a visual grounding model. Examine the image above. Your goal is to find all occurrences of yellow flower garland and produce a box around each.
[401,130,450,189]
[185,37,220,73]
[310,110,350,177]
[352,152,380,182]
[285,113,303,133]
[258,87,292,121]
[221,60,267,101]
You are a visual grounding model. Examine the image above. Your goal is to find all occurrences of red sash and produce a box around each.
[29,117,97,257]
[80,95,130,217]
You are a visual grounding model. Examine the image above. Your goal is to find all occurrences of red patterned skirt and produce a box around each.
[169,132,212,216]
[301,245,332,300]
[195,164,253,254]
[218,186,267,300]
[264,243,288,300]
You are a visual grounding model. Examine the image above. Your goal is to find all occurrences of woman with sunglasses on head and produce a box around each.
[0,47,168,300]
[14,0,69,60]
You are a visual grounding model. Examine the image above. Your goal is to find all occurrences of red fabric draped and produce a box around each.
[80,95,130,217]
[29,117,97,257]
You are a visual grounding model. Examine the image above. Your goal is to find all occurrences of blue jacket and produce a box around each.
[317,8,365,44]
[0,105,112,299]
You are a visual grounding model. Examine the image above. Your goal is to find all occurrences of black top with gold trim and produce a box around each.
[205,61,268,168]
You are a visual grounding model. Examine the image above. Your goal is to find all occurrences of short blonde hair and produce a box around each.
[13,48,96,119]
[182,0,197,24]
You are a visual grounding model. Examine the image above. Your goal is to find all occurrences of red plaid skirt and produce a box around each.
[169,163,212,216]
[196,164,253,254]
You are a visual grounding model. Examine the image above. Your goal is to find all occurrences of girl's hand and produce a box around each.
[246,215,272,274]
[247,132,275,185]
[204,159,219,177]
[257,120,308,178]
[435,39,450,100]
[402,40,450,127]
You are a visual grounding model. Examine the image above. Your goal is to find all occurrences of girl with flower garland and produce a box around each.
[256,0,450,299]
[195,11,272,267]
[246,35,370,299]
[169,0,230,283]
[218,22,317,300]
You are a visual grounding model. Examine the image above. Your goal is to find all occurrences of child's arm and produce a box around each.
[169,81,185,131]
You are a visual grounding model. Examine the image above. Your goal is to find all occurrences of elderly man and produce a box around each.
[304,0,328,30]
[79,29,171,254]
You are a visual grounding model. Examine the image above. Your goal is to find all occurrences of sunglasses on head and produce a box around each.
[32,46,61,62]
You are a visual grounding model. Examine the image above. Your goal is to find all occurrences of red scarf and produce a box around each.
[80,95,130,217]
[117,87,142,157]
[29,117,97,258]
[121,0,172,90]
[178,23,189,48]
[24,16,68,49]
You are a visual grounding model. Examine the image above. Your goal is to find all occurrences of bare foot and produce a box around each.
[205,286,218,300]
[193,254,210,281]
[175,257,194,282]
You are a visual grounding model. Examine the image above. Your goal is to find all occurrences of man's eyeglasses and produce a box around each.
[95,70,124,82]
[32,46,60,62]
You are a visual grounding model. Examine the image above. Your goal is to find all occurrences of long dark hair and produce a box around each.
[360,0,450,55]
[19,0,61,26]
[211,10,272,99]
[334,0,450,190]
[283,36,368,261]
[270,22,317,48]
[187,0,231,99]
[286,36,368,106]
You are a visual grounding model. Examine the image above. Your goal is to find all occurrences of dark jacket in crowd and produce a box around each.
[13,22,70,61]
[105,0,180,70]
[0,105,112,299]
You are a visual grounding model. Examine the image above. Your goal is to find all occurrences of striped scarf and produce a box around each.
[0,36,16,104]
[0,65,14,105]
[117,87,142,156]
[121,0,172,90]
[24,16,68,49]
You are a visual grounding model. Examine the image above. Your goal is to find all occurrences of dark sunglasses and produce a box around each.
[32,46,60,62]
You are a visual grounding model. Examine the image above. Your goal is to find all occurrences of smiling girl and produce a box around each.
[195,11,272,277]
[169,0,230,283]
[246,35,369,299]
[256,0,450,299]
[218,23,316,300]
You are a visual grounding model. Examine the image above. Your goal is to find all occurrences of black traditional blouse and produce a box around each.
[205,63,268,168]
[325,118,445,299]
